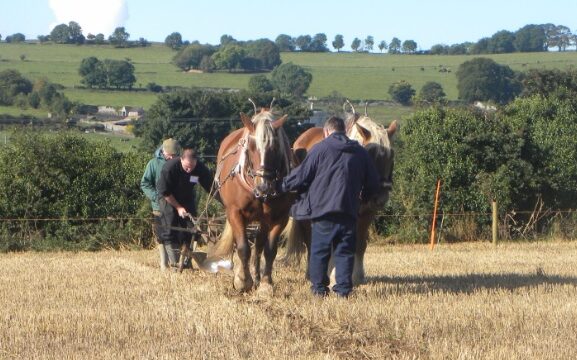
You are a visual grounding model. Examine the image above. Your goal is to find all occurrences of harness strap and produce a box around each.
[217,128,288,199]
[214,130,254,194]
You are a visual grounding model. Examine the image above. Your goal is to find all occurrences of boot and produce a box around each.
[158,243,168,271]
[165,241,180,268]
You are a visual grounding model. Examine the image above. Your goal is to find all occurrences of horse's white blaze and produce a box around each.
[252,111,291,175]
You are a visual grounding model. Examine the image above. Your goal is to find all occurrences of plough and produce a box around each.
[158,213,259,274]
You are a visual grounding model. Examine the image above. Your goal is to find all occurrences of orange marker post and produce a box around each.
[430,179,442,250]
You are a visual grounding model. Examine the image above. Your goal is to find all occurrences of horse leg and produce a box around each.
[251,227,266,288]
[328,252,336,287]
[352,239,366,285]
[352,213,373,285]
[303,221,312,281]
[259,222,284,296]
[229,212,253,292]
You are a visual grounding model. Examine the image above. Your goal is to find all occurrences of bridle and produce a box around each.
[216,128,286,201]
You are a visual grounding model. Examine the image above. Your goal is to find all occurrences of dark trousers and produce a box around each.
[152,212,162,243]
[309,213,356,297]
[157,198,193,247]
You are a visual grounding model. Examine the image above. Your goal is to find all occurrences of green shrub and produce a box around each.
[502,95,577,208]
[0,131,150,251]
[385,92,577,242]
[388,80,415,105]
[389,107,532,242]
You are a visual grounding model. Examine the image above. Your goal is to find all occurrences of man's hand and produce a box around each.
[165,195,188,218]
[177,206,189,219]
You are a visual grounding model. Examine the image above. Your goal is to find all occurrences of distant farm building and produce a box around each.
[120,106,144,119]
[97,106,118,116]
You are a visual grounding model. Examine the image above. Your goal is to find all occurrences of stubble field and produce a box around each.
[1,241,576,359]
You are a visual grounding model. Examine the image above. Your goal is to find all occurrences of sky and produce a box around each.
[1,0,576,51]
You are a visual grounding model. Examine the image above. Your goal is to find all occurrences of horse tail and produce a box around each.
[281,217,307,266]
[209,220,235,259]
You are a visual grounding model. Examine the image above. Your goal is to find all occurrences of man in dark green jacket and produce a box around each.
[140,138,180,270]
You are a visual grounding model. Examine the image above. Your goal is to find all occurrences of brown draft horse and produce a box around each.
[208,100,293,294]
[283,101,397,285]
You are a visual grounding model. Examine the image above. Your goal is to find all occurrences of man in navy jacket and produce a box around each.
[279,116,380,297]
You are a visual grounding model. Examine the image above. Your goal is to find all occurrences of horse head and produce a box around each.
[239,99,291,199]
[345,101,398,209]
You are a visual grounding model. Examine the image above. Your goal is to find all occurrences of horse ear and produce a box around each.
[387,120,398,138]
[355,124,371,143]
[240,112,254,132]
[272,114,288,129]
[345,113,361,134]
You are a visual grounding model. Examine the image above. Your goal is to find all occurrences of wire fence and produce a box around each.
[1,209,575,222]
[1,207,576,246]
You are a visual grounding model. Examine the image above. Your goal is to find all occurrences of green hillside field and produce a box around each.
[1,43,577,110]
[0,129,141,153]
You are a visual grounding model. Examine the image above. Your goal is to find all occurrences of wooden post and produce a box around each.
[492,200,498,245]
[430,179,441,250]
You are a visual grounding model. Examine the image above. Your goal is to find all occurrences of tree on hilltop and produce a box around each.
[332,34,344,52]
[109,27,130,48]
[351,38,361,52]
[365,36,374,51]
[165,32,183,50]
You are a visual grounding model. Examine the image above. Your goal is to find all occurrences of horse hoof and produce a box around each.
[234,276,254,293]
[256,282,274,297]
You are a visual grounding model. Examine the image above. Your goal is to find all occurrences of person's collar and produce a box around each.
[330,131,347,137]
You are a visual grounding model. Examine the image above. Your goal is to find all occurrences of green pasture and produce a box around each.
[282,51,577,100]
[0,105,48,118]
[1,43,577,109]
[62,89,160,108]
[0,129,141,153]
[362,103,416,123]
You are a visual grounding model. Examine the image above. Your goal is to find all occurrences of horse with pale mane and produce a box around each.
[208,100,293,294]
[282,102,397,285]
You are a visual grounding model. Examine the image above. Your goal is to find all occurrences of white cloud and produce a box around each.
[48,0,129,36]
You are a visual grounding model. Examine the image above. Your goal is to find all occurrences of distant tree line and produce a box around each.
[0,23,149,48]
[3,21,575,55]
[272,33,419,54]
[273,33,330,52]
[429,24,576,55]
[171,35,281,73]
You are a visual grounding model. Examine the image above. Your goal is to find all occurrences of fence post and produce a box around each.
[430,179,441,250]
[492,200,498,245]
